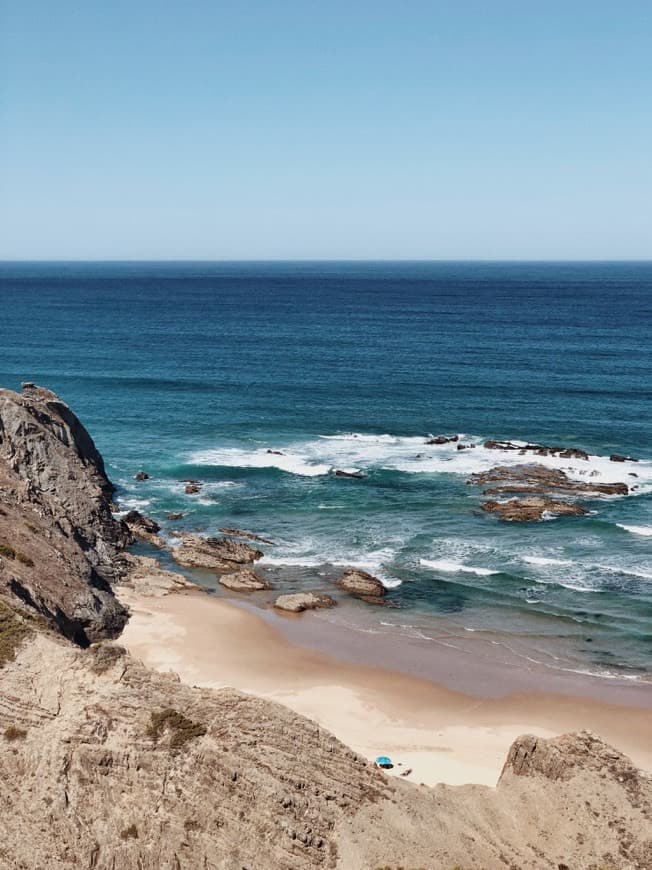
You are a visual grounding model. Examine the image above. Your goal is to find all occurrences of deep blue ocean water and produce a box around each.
[1,261,651,679]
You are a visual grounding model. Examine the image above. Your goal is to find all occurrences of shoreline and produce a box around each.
[118,584,652,787]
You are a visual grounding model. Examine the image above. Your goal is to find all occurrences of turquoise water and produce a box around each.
[1,261,651,678]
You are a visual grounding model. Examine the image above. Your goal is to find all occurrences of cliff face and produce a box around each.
[0,384,129,644]
[1,630,650,870]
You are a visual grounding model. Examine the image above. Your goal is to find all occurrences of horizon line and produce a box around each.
[1,258,652,264]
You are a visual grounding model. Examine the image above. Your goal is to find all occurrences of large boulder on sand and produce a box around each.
[172,533,263,572]
[274,592,336,613]
[335,568,386,599]
[219,567,271,592]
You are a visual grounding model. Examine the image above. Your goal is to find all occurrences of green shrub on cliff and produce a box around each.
[147,708,207,749]
[0,600,32,667]
[0,542,34,567]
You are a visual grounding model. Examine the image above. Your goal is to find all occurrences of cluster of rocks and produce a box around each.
[468,462,629,522]
[483,440,591,460]
[164,529,390,613]
[425,434,475,451]
[425,434,458,445]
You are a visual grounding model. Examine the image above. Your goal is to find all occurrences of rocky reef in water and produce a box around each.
[468,457,631,521]
[0,385,650,869]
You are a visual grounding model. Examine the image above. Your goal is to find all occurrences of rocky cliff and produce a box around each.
[0,385,650,869]
[0,384,129,644]
[1,626,650,869]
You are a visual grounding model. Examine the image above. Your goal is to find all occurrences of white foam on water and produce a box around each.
[189,432,652,495]
[597,564,652,581]
[118,497,152,510]
[259,542,402,588]
[420,558,498,577]
[617,523,652,537]
[189,447,331,477]
[523,556,575,567]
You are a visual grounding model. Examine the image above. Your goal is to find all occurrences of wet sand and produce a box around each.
[118,586,652,787]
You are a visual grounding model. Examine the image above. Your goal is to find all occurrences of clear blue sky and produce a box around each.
[1,1,651,259]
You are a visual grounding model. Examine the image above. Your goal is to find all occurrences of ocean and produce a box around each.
[1,261,651,682]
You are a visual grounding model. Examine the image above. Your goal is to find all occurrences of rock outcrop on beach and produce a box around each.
[0,384,129,644]
[335,568,387,601]
[274,592,337,613]
[468,462,629,521]
[171,532,263,572]
[219,566,272,592]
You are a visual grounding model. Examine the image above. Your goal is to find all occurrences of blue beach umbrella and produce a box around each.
[375,755,393,767]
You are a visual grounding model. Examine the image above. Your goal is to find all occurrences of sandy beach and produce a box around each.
[118,585,652,787]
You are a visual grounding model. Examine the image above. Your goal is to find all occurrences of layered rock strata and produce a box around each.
[0,384,129,643]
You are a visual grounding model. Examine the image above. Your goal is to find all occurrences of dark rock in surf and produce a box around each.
[426,435,458,445]
[123,511,165,548]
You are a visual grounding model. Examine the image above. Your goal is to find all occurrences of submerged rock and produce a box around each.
[134,470,150,481]
[425,434,458,445]
[333,469,365,479]
[219,567,272,592]
[274,592,336,612]
[220,527,275,545]
[336,568,386,599]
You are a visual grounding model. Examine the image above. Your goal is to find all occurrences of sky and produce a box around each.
[1,1,651,260]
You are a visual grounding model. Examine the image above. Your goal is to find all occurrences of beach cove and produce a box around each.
[119,581,652,788]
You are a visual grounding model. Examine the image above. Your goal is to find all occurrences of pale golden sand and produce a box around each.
[119,588,652,787]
